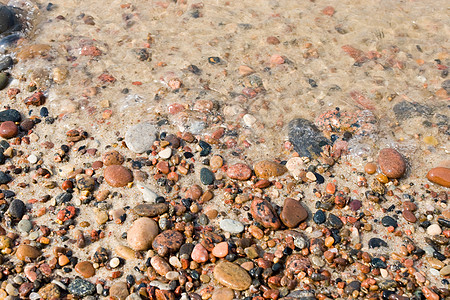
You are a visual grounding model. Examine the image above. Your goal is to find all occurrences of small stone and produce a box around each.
[0,109,20,123]
[212,242,229,258]
[364,162,377,174]
[185,184,202,200]
[38,283,60,299]
[76,174,95,191]
[288,118,329,158]
[136,183,158,203]
[210,155,223,169]
[109,257,120,268]
[402,210,417,223]
[152,230,185,255]
[250,198,281,230]
[191,243,209,263]
[313,210,326,224]
[253,160,287,179]
[426,167,450,188]
[378,148,406,179]
[200,168,215,185]
[104,165,133,187]
[102,150,124,166]
[226,163,252,180]
[368,238,387,248]
[327,214,343,229]
[9,199,25,218]
[381,216,398,228]
[109,282,129,300]
[151,255,172,276]
[115,245,136,260]
[0,171,11,184]
[212,287,234,300]
[133,203,168,217]
[213,261,252,291]
[165,271,179,281]
[403,201,417,211]
[158,147,172,159]
[0,56,13,71]
[28,154,38,164]
[68,278,95,297]
[16,244,41,260]
[427,224,442,236]
[0,121,18,138]
[219,219,244,233]
[17,219,32,233]
[440,265,450,276]
[125,122,157,153]
[127,217,159,251]
[75,261,95,278]
[280,198,308,228]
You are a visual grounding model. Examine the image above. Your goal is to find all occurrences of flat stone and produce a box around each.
[402,210,417,223]
[440,265,450,276]
[378,148,406,179]
[426,167,450,188]
[152,230,184,256]
[151,255,172,276]
[212,242,229,258]
[109,282,129,300]
[0,121,18,138]
[0,171,11,184]
[381,216,398,228]
[158,147,172,159]
[213,261,251,291]
[16,244,41,261]
[104,165,133,187]
[200,168,215,185]
[136,183,158,203]
[133,203,168,217]
[251,198,281,230]
[75,261,95,278]
[226,163,252,180]
[76,174,95,191]
[115,245,136,260]
[313,210,326,224]
[68,278,95,297]
[38,283,60,299]
[102,150,124,166]
[393,101,432,121]
[125,122,157,153]
[212,287,234,300]
[127,217,159,251]
[253,160,287,179]
[0,109,20,123]
[191,243,209,263]
[230,222,251,239]
[288,118,329,158]
[368,238,387,248]
[280,198,308,228]
[17,219,32,233]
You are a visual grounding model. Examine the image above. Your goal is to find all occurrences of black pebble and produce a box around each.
[368,238,388,248]
[381,216,398,228]
[0,109,21,123]
[198,140,211,156]
[327,214,343,229]
[187,64,201,75]
[200,168,214,185]
[8,199,25,219]
[0,171,11,184]
[0,56,13,71]
[313,210,326,224]
[40,107,49,117]
[371,257,387,269]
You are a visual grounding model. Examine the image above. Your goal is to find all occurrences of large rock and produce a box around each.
[288,118,329,158]
[125,122,157,153]
[127,217,159,251]
[280,198,308,228]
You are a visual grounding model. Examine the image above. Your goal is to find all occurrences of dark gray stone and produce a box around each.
[327,213,343,229]
[368,237,388,248]
[0,171,11,184]
[442,79,450,94]
[381,216,398,228]
[0,6,17,34]
[68,278,95,297]
[200,168,214,185]
[313,210,326,225]
[393,101,433,121]
[0,56,12,71]
[9,199,25,219]
[288,118,329,158]
[0,109,20,122]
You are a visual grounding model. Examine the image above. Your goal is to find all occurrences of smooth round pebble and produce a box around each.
[219,219,244,233]
[0,120,18,138]
[213,261,251,291]
[427,224,442,236]
[110,257,120,268]
[127,217,159,251]
[125,122,157,153]
[378,148,406,178]
[104,165,133,187]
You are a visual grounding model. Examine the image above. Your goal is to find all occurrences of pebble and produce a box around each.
[0,109,20,123]
[381,216,398,228]
[151,255,172,276]
[109,257,120,268]
[426,167,450,187]
[191,243,209,263]
[133,203,168,217]
[38,283,60,299]
[0,121,18,138]
[368,238,388,248]
[9,199,25,219]
[285,157,305,178]
[0,171,11,184]
[102,150,124,166]
[427,224,442,236]
[16,244,41,261]
[125,122,157,153]
[109,282,129,300]
[280,198,308,228]
[327,214,343,229]
[364,162,377,174]
[212,287,234,300]
[104,165,133,187]
[75,261,95,278]
[250,198,281,229]
[0,56,13,71]
[67,278,95,297]
[313,210,326,224]
[200,167,215,185]
[158,147,172,159]
[76,174,95,191]
[0,6,16,34]
[17,219,32,233]
[253,160,287,179]
[210,155,223,169]
[28,154,38,164]
[136,183,158,203]
[440,265,450,276]
[288,118,329,157]
[212,242,229,258]
[115,245,136,260]
[378,148,406,178]
[152,230,185,255]
[402,210,417,223]
[127,217,159,251]
[213,261,251,291]
[226,163,252,180]
[185,184,202,200]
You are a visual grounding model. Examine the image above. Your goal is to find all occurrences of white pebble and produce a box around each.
[219,219,244,233]
[110,257,120,268]
[125,122,157,153]
[29,292,41,300]
[429,268,440,277]
[427,224,442,236]
[51,280,67,290]
[169,256,182,268]
[243,114,256,127]
[28,154,38,164]
[136,183,158,203]
[380,269,388,278]
[165,271,179,280]
[158,147,172,159]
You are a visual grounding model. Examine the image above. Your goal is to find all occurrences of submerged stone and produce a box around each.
[288,118,329,158]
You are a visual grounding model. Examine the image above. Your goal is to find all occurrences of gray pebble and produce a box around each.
[125,122,157,153]
[219,219,244,233]
[17,219,32,233]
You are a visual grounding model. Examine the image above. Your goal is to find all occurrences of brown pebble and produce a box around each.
[109,281,129,300]
[426,167,450,188]
[185,184,203,200]
[267,36,280,45]
[91,161,103,170]
[212,287,234,300]
[16,244,41,261]
[280,198,308,228]
[133,203,169,217]
[151,255,172,276]
[364,162,377,174]
[253,160,287,179]
[75,261,95,278]
[402,210,417,223]
[213,261,252,291]
[102,150,124,166]
[227,163,252,180]
[127,217,159,251]
[0,121,18,139]
[104,165,133,187]
[378,148,406,179]
[152,230,185,255]
[403,201,417,211]
[250,197,281,230]
[156,161,169,174]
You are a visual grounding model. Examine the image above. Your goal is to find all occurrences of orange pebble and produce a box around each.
[326,182,336,194]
